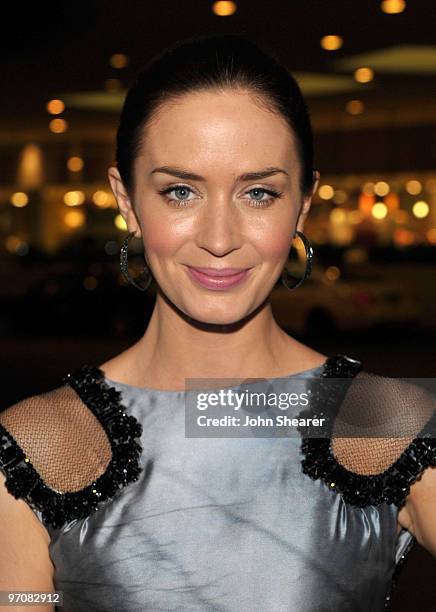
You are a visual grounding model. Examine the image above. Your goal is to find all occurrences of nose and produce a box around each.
[195,197,242,257]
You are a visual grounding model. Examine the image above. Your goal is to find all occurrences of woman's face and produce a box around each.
[110,89,318,325]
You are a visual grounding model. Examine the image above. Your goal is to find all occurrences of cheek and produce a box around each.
[141,219,184,256]
[256,226,292,261]
[250,203,297,261]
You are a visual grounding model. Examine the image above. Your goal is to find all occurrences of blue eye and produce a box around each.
[172,186,191,200]
[158,185,196,207]
[246,187,282,208]
[158,184,283,209]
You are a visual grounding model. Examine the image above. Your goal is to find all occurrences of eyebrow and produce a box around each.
[150,166,289,181]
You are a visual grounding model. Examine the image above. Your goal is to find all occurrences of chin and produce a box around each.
[183,304,251,327]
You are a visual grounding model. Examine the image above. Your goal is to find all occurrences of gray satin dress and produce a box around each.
[0,354,423,612]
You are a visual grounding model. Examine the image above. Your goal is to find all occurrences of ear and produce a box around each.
[295,170,320,234]
[107,167,142,237]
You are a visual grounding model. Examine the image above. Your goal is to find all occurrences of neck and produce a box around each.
[116,292,325,390]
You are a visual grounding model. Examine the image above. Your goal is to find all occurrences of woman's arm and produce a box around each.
[398,465,436,557]
[0,471,55,611]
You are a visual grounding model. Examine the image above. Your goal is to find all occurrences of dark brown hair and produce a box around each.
[115,33,316,200]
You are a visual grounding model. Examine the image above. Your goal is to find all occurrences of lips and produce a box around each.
[187,266,250,277]
[184,265,252,290]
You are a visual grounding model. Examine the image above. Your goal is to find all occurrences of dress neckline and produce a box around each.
[97,353,361,396]
[102,360,325,396]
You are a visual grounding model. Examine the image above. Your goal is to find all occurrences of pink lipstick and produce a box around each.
[185,265,252,290]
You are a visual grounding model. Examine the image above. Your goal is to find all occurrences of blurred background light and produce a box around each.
[46,99,65,115]
[405,179,422,195]
[381,0,406,15]
[64,209,85,228]
[412,200,430,218]
[67,156,84,172]
[17,144,44,189]
[114,214,127,230]
[346,99,365,114]
[371,202,389,219]
[64,190,85,206]
[318,184,335,200]
[92,190,112,208]
[321,35,343,51]
[330,207,347,223]
[374,181,390,196]
[49,118,68,133]
[332,189,348,204]
[212,1,237,16]
[354,67,374,83]
[10,192,29,207]
[109,53,129,69]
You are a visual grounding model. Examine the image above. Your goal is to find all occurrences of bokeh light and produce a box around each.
[212,1,237,16]
[333,189,348,204]
[49,118,68,133]
[325,266,341,281]
[64,191,85,206]
[381,0,406,14]
[346,100,365,115]
[371,202,388,219]
[318,185,334,200]
[330,207,347,223]
[10,192,29,207]
[46,99,65,114]
[109,53,129,69]
[320,35,343,51]
[374,181,390,196]
[64,210,85,228]
[114,214,127,230]
[92,190,111,208]
[354,67,374,83]
[67,156,84,172]
[405,180,422,195]
[412,200,430,218]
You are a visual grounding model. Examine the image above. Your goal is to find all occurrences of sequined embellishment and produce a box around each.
[0,365,143,529]
[299,354,436,509]
[298,354,436,609]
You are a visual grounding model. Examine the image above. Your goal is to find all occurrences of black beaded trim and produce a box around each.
[300,354,436,508]
[320,353,363,379]
[0,365,143,530]
[300,355,436,610]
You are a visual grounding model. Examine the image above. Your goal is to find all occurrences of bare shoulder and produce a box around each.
[0,469,54,592]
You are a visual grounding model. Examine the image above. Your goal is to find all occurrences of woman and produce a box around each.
[0,33,435,612]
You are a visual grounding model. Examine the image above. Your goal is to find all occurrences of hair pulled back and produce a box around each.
[115,33,316,201]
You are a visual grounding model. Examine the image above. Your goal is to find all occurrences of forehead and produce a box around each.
[137,89,299,170]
